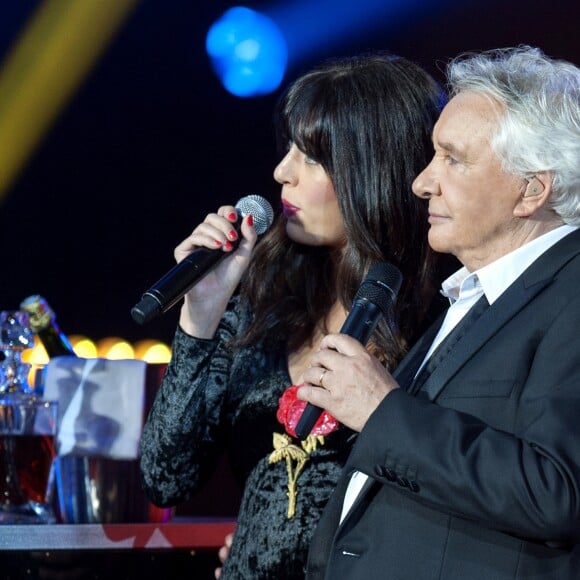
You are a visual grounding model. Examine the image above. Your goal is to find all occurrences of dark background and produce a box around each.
[0,0,578,346]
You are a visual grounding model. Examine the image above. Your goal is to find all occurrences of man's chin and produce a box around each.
[427,231,452,255]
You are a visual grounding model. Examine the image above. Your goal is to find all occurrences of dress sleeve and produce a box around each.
[139,296,245,507]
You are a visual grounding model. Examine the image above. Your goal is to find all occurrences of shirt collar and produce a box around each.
[440,225,578,305]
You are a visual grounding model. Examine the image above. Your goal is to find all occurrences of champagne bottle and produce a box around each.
[20,295,76,358]
[19,295,74,524]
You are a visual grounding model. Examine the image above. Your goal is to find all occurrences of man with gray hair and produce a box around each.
[299,45,580,579]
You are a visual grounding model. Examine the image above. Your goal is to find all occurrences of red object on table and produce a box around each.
[0,520,237,551]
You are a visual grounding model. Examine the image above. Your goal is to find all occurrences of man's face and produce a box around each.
[412,91,527,271]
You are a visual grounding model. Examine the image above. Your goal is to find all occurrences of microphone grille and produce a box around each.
[235,195,275,235]
[355,262,403,316]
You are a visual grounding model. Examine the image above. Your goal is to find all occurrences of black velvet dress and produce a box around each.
[140,296,354,578]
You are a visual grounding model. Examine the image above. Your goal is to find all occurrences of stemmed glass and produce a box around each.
[0,310,58,524]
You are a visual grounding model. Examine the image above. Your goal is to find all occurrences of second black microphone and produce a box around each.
[294,262,403,440]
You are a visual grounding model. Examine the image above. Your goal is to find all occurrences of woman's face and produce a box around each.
[274,143,346,247]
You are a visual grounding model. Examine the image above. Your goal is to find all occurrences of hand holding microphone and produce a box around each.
[295,262,403,438]
[131,195,274,325]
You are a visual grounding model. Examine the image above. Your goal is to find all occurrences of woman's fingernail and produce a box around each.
[224,241,233,251]
[227,212,237,221]
[228,229,238,240]
[246,214,253,227]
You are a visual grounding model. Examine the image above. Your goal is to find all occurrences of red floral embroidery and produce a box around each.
[277,384,339,438]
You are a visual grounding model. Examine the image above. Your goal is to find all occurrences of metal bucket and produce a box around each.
[55,455,171,523]
[52,363,171,523]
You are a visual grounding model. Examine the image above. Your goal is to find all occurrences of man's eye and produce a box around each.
[445,155,458,166]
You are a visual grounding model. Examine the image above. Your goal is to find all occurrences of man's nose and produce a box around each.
[412,164,439,199]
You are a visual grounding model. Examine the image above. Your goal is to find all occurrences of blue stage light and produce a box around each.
[206,6,288,98]
[267,0,465,64]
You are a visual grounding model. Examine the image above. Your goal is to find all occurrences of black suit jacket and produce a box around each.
[307,229,580,579]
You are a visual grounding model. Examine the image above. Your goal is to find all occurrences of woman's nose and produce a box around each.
[273,158,286,184]
[274,147,297,185]
[274,160,284,184]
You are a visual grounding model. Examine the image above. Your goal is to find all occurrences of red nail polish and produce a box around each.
[247,214,253,227]
[224,241,233,251]
[214,240,222,246]
[227,212,237,221]
[229,230,238,240]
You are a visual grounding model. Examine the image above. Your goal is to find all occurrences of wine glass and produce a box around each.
[0,310,35,395]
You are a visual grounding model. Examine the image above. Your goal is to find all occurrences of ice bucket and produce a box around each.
[55,455,170,523]
[44,358,171,523]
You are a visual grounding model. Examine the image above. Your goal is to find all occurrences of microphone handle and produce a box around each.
[294,404,326,441]
[131,195,274,326]
[131,227,242,325]
[339,300,383,344]
[294,300,383,440]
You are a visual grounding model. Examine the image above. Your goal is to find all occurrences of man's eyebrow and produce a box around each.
[435,140,465,157]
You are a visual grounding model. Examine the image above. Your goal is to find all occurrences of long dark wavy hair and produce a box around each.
[235,52,446,369]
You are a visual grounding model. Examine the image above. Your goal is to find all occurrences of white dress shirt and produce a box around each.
[340,225,578,523]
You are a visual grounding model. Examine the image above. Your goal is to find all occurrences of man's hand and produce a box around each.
[298,333,400,432]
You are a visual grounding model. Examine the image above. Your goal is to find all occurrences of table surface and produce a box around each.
[0,518,237,551]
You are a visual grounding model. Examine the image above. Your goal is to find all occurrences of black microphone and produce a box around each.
[131,194,274,325]
[294,262,403,440]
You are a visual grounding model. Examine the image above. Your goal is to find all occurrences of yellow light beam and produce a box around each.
[0,0,139,203]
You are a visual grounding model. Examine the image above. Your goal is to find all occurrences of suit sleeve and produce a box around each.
[347,291,580,544]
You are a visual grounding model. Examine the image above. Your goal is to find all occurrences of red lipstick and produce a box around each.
[281,198,299,218]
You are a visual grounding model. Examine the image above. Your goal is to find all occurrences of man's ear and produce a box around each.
[514,172,552,217]
[527,176,545,195]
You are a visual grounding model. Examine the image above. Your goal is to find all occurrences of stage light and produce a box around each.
[25,341,50,366]
[96,337,135,360]
[206,6,287,97]
[21,334,170,362]
[20,334,171,390]
[267,0,449,64]
[69,335,98,358]
[133,339,172,363]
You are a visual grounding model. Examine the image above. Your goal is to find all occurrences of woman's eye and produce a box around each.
[304,155,318,165]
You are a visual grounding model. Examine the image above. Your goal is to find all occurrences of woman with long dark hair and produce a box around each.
[140,52,447,579]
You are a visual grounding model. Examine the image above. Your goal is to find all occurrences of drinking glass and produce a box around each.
[0,398,58,523]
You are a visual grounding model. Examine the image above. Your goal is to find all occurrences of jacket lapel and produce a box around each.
[393,314,444,388]
[420,229,580,401]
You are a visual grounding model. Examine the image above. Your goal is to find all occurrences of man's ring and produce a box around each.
[319,369,327,388]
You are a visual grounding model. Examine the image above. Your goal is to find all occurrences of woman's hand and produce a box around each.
[214,532,234,579]
[176,205,258,338]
